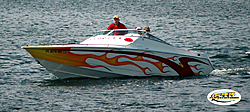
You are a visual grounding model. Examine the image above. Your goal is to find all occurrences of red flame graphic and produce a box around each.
[68,50,208,76]
[31,48,208,76]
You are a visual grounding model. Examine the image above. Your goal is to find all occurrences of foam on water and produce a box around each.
[211,68,250,75]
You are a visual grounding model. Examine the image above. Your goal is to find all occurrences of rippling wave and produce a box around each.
[0,0,249,111]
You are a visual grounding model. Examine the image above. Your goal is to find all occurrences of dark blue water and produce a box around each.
[0,0,249,111]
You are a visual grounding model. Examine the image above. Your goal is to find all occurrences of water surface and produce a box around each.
[0,0,249,111]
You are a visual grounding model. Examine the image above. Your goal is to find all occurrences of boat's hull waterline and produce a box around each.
[22,29,214,79]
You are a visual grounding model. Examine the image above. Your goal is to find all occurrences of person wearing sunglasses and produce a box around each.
[144,26,150,33]
[144,26,153,39]
[107,15,127,30]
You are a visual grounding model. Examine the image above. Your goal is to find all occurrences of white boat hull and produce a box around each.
[35,58,126,79]
[24,46,214,79]
[22,29,214,79]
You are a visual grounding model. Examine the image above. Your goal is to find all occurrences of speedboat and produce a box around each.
[22,29,214,79]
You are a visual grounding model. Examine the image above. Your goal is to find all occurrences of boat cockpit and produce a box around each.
[81,29,172,46]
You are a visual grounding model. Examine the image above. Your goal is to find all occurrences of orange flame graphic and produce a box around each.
[28,48,207,76]
[70,51,168,75]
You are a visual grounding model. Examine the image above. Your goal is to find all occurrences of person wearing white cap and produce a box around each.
[136,27,142,30]
[107,15,127,30]
[136,27,143,35]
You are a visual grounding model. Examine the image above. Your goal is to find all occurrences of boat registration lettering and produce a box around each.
[45,50,66,53]
[88,37,123,41]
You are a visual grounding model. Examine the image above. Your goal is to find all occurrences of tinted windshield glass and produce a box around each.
[93,31,110,37]
[109,30,144,36]
[109,31,128,35]
[144,33,173,45]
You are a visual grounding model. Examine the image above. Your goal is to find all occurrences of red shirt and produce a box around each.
[107,22,127,30]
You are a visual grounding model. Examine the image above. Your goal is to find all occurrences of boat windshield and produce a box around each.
[92,31,110,37]
[108,30,144,36]
[92,30,145,37]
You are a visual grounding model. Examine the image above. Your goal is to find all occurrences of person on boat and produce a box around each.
[107,15,127,30]
[136,27,142,30]
[144,26,150,33]
[136,27,143,35]
[144,26,153,39]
